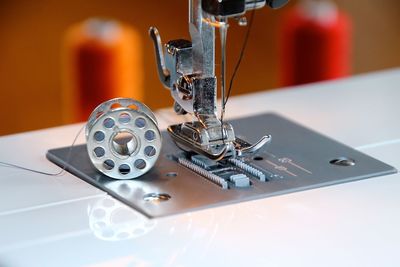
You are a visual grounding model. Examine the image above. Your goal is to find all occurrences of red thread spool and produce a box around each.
[279,0,352,86]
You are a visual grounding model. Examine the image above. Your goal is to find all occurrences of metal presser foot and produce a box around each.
[149,0,273,160]
[168,121,271,160]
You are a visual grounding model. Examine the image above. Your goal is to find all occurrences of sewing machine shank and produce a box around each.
[149,0,288,159]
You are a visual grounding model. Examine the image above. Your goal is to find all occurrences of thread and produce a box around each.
[220,7,256,148]
[0,125,85,176]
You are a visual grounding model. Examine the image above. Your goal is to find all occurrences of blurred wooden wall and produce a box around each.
[0,0,399,135]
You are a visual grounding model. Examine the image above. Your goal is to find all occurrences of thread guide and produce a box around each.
[47,113,396,218]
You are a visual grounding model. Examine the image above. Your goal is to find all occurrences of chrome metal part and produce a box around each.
[219,16,228,122]
[189,154,251,188]
[228,158,266,181]
[85,98,162,179]
[201,0,268,17]
[149,0,277,160]
[178,157,228,189]
[229,173,250,187]
[191,154,219,169]
[233,135,272,157]
[237,16,248,26]
[168,123,235,160]
[148,27,170,88]
[246,0,267,10]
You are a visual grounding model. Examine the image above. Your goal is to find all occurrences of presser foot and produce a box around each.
[167,122,271,160]
[167,124,233,160]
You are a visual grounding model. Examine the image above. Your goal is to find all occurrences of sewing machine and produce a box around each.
[45,0,396,218]
[2,1,400,264]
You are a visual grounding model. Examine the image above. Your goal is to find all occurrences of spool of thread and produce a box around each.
[279,0,352,86]
[62,19,143,122]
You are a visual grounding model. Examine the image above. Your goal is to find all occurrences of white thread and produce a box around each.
[0,125,85,177]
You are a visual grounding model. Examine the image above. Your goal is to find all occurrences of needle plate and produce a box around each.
[47,113,397,218]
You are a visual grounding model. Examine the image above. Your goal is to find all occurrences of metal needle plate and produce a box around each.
[47,113,397,218]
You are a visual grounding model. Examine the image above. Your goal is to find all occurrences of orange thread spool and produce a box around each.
[62,19,143,122]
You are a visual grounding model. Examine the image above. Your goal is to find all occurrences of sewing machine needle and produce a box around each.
[220,18,228,117]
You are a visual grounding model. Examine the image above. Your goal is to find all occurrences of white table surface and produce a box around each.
[0,68,399,267]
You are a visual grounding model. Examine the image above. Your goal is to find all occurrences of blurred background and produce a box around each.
[0,0,399,136]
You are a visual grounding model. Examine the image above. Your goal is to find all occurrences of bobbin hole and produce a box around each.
[103,118,115,129]
[94,147,105,158]
[96,111,104,119]
[135,118,146,128]
[111,103,123,109]
[112,131,137,156]
[118,112,131,124]
[103,159,115,170]
[144,146,156,157]
[145,130,156,141]
[134,159,146,170]
[119,164,131,175]
[128,104,139,110]
[93,131,105,142]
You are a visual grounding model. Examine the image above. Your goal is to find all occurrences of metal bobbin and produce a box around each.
[85,98,162,179]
